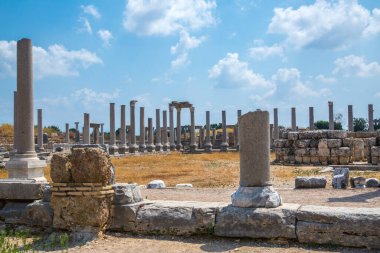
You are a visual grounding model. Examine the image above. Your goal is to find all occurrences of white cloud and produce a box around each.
[170,30,205,68]
[249,44,284,60]
[81,5,101,19]
[78,17,92,34]
[208,52,273,90]
[333,55,380,77]
[375,92,380,98]
[272,68,330,97]
[0,40,102,78]
[315,74,337,84]
[123,0,216,36]
[73,88,119,106]
[268,0,380,49]
[97,29,114,47]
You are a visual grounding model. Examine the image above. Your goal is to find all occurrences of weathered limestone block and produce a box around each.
[51,195,112,232]
[215,203,299,239]
[273,139,287,148]
[296,205,380,249]
[330,156,339,164]
[295,155,303,163]
[318,148,330,157]
[342,138,353,147]
[295,140,310,148]
[327,130,347,139]
[332,168,349,189]
[288,132,298,141]
[0,180,46,200]
[112,183,142,205]
[319,156,329,165]
[295,148,309,156]
[147,180,166,189]
[134,201,225,235]
[337,147,351,165]
[350,177,366,188]
[0,202,29,224]
[310,156,320,164]
[108,202,143,231]
[365,178,380,188]
[327,139,342,148]
[309,148,318,156]
[50,153,72,183]
[22,200,53,227]
[281,131,288,139]
[318,139,328,149]
[298,131,315,140]
[231,186,282,208]
[353,139,365,161]
[309,139,319,148]
[295,177,326,189]
[285,140,294,148]
[302,156,311,164]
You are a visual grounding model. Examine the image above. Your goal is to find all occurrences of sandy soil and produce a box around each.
[140,187,380,208]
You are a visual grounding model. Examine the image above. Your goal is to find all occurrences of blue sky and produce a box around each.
[0,0,379,132]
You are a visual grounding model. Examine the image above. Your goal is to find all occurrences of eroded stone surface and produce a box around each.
[112,183,143,205]
[22,200,53,227]
[231,186,282,208]
[295,177,326,189]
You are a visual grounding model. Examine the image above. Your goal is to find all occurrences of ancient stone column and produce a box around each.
[93,125,100,144]
[291,107,296,131]
[162,110,169,151]
[169,106,176,151]
[65,123,70,143]
[109,103,118,155]
[139,107,146,152]
[129,100,138,153]
[119,105,127,154]
[37,109,43,151]
[270,123,274,148]
[309,107,314,130]
[204,111,212,152]
[221,110,228,151]
[348,105,353,132]
[13,91,19,152]
[190,107,197,152]
[83,113,90,144]
[231,110,282,208]
[6,38,46,180]
[100,123,105,145]
[235,110,242,150]
[155,109,162,151]
[212,129,216,145]
[328,101,334,130]
[368,104,374,132]
[147,118,155,152]
[176,107,182,150]
[273,108,279,140]
[74,122,80,143]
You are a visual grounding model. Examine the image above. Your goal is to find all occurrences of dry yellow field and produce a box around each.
[1,152,380,188]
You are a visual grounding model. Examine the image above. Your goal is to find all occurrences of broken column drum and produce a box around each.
[220,110,228,151]
[139,107,146,152]
[204,111,212,152]
[109,103,118,155]
[155,109,162,151]
[231,110,282,208]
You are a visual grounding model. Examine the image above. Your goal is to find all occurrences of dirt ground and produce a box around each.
[56,234,378,253]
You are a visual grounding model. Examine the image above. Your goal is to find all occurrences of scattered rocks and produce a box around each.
[350,177,366,188]
[365,178,380,188]
[176,184,193,188]
[295,176,327,189]
[147,180,166,189]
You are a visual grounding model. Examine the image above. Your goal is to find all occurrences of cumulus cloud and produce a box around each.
[97,29,114,47]
[170,31,205,68]
[333,55,380,77]
[272,68,330,97]
[73,88,119,106]
[268,0,380,49]
[208,52,273,90]
[78,17,93,34]
[315,74,337,84]
[0,40,102,78]
[123,0,216,36]
[249,44,284,60]
[81,5,101,19]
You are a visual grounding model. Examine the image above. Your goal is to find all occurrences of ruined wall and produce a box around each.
[274,130,380,165]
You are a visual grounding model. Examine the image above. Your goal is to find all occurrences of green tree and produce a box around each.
[374,118,380,131]
[314,120,329,130]
[353,118,368,132]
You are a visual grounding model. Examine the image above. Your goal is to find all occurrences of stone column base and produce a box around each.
[147,145,155,152]
[129,145,138,153]
[139,145,146,153]
[118,146,127,155]
[220,143,229,152]
[5,155,47,181]
[109,146,119,155]
[155,144,163,152]
[170,144,176,151]
[231,186,282,208]
[176,144,182,151]
[190,144,197,152]
[204,144,212,152]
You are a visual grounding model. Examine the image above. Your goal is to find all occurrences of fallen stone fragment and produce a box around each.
[147,180,166,189]
[295,176,327,189]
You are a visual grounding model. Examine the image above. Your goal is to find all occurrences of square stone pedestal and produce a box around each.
[0,179,47,200]
[5,155,46,181]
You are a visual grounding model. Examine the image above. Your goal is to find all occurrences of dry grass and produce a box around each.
[1,152,380,188]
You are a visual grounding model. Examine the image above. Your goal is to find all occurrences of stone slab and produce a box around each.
[0,179,47,200]
[214,203,299,239]
[0,202,30,224]
[296,205,380,249]
[22,200,53,227]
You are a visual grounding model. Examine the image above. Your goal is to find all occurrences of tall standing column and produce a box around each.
[231,110,281,208]
[328,101,334,130]
[119,105,127,154]
[162,110,169,151]
[139,107,146,152]
[100,123,105,145]
[169,106,176,151]
[129,100,138,153]
[221,110,228,151]
[65,123,70,143]
[83,113,90,144]
[13,91,18,153]
[309,107,314,130]
[6,38,46,180]
[273,108,279,140]
[204,111,212,152]
[270,123,274,148]
[199,128,204,149]
[109,103,118,155]
[190,107,197,151]
[235,110,242,150]
[176,107,182,150]
[37,109,43,151]
[291,107,296,131]
[147,118,155,152]
[348,105,353,132]
[74,122,80,143]
[368,104,374,132]
[155,109,162,151]
[93,125,100,144]
[212,129,216,145]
